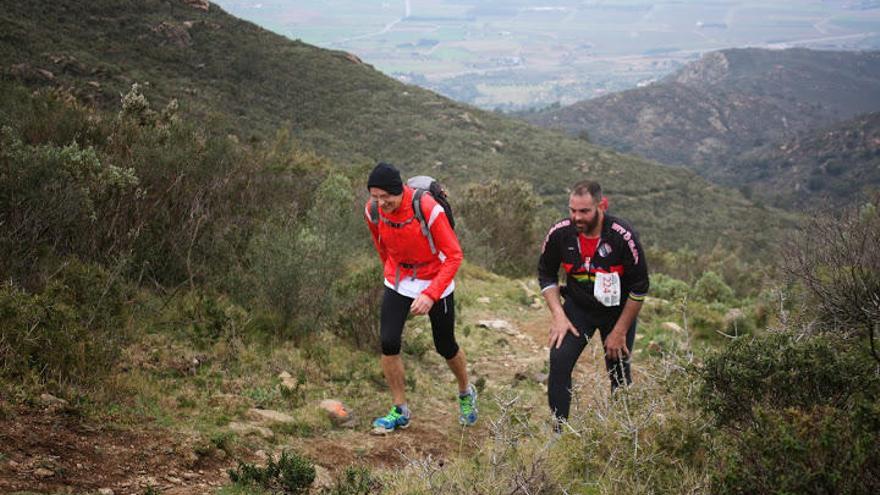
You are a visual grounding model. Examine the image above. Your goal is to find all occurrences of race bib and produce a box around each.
[594,271,621,307]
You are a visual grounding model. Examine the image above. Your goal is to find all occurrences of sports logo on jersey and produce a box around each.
[598,242,613,257]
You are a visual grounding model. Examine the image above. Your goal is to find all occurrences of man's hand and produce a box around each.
[604,326,630,361]
[548,313,580,349]
[410,294,434,315]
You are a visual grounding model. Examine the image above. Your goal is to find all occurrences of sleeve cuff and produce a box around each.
[540,284,558,293]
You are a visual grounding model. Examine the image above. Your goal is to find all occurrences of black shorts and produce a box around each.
[380,287,459,359]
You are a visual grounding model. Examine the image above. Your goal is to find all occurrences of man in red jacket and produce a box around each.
[364,162,477,434]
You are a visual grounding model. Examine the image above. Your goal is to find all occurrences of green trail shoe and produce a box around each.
[371,405,410,435]
[458,384,478,426]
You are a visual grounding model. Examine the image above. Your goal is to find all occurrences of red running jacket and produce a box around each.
[365,186,463,301]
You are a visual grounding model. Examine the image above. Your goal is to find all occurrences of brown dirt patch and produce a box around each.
[0,401,234,495]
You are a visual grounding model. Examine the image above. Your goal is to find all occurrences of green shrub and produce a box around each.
[331,263,382,351]
[650,272,690,302]
[173,291,251,348]
[321,466,381,495]
[0,125,139,283]
[0,258,129,388]
[781,197,880,360]
[710,405,880,495]
[228,450,316,495]
[457,179,544,276]
[698,332,879,427]
[693,271,735,304]
[246,173,363,337]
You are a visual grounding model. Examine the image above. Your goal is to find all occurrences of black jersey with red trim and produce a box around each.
[537,213,649,314]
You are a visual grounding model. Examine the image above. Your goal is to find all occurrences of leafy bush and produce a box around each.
[0,124,139,284]
[649,273,690,302]
[781,197,880,361]
[698,331,878,427]
[321,466,381,495]
[693,271,735,304]
[228,450,316,495]
[456,179,544,276]
[710,405,880,495]
[246,173,363,337]
[331,263,383,351]
[0,258,129,388]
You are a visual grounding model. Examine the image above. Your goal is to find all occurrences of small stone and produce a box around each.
[98,489,114,495]
[39,393,68,407]
[278,371,298,391]
[319,399,356,428]
[476,297,491,304]
[183,471,198,480]
[34,467,55,478]
[228,422,274,440]
[166,475,182,483]
[247,408,295,424]
[661,321,683,333]
[532,373,549,385]
[477,319,518,336]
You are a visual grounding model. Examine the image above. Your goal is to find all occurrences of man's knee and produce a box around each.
[381,338,402,356]
[435,341,459,360]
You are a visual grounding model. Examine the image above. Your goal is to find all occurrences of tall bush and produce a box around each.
[781,196,880,362]
[0,258,129,388]
[457,179,544,276]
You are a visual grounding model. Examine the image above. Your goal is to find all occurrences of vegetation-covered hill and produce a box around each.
[732,112,880,208]
[2,3,878,494]
[522,48,880,196]
[0,0,794,254]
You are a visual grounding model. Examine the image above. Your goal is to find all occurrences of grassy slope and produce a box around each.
[0,0,794,255]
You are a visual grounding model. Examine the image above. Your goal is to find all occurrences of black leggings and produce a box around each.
[548,299,637,420]
[380,287,459,359]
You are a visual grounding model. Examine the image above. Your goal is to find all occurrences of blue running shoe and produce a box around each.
[458,384,478,426]
[371,405,410,435]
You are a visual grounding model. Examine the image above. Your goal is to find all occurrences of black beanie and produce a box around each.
[367,162,403,195]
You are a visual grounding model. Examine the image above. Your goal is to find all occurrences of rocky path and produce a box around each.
[0,293,620,494]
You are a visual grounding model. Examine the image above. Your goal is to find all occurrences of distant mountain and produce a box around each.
[523,48,880,190]
[0,0,796,254]
[733,112,880,208]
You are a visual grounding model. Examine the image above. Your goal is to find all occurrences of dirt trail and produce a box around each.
[0,303,618,493]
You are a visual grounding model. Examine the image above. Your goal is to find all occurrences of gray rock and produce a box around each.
[661,321,683,333]
[228,422,274,440]
[477,319,518,336]
[247,408,295,424]
[34,467,54,478]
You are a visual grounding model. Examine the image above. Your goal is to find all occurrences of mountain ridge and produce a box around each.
[523,47,880,200]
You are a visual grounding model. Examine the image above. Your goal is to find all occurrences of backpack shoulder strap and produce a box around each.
[369,199,379,225]
[412,189,437,255]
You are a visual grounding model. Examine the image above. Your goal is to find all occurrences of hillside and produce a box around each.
[731,112,880,207]
[0,0,794,254]
[522,48,880,193]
